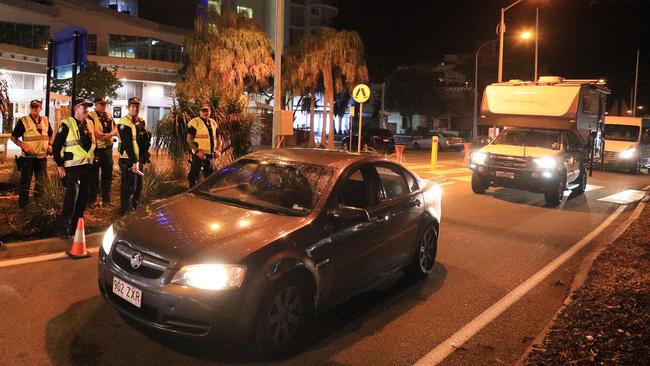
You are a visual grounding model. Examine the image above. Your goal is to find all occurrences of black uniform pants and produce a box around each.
[56,164,91,235]
[89,148,114,204]
[119,159,143,215]
[188,154,213,188]
[18,157,47,208]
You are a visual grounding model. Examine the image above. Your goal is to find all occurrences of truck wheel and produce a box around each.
[471,173,488,194]
[544,172,566,206]
[573,166,587,195]
[629,159,641,175]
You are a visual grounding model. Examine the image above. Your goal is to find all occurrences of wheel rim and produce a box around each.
[266,286,303,346]
[419,227,437,272]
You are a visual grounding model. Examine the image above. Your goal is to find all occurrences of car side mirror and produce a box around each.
[331,205,370,223]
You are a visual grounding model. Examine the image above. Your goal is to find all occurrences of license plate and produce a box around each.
[382,139,390,142]
[496,171,515,179]
[112,277,142,308]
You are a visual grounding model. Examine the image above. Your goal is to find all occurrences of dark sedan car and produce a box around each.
[98,149,441,355]
[341,128,396,153]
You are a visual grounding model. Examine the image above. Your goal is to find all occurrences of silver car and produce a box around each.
[412,132,466,151]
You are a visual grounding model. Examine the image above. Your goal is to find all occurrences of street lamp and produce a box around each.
[473,32,533,138]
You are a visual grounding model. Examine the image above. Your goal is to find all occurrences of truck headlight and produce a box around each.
[533,157,557,170]
[172,264,247,290]
[102,225,115,254]
[471,152,488,165]
[619,148,637,159]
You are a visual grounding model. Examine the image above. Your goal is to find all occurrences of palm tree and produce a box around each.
[284,30,368,149]
[178,8,274,101]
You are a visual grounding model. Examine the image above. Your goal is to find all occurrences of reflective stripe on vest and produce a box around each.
[20,115,49,157]
[117,116,139,161]
[89,111,114,149]
[62,117,94,167]
[188,117,217,154]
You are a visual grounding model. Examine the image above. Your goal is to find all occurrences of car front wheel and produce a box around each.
[471,173,488,194]
[406,223,438,277]
[254,278,313,356]
[544,171,566,206]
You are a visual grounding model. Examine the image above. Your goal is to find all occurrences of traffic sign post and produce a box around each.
[352,84,370,153]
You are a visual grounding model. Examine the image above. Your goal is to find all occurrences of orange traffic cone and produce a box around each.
[66,218,90,259]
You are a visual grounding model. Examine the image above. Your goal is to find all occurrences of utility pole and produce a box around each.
[632,49,639,117]
[497,0,525,82]
[534,7,539,81]
[272,0,284,147]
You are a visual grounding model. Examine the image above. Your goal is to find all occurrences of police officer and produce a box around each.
[117,97,149,216]
[186,101,220,187]
[87,97,117,207]
[10,100,53,208]
[51,99,95,238]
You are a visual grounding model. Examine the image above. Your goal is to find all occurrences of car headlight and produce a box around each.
[471,152,488,165]
[619,148,637,159]
[172,264,247,290]
[102,225,115,254]
[533,157,557,170]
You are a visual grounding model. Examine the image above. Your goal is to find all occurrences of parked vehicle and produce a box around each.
[341,128,396,153]
[602,116,650,174]
[99,149,441,356]
[411,132,465,151]
[470,77,610,206]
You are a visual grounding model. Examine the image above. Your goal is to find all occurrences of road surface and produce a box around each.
[1,150,648,365]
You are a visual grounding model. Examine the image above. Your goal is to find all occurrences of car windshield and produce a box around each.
[604,124,640,142]
[492,129,561,150]
[193,160,334,215]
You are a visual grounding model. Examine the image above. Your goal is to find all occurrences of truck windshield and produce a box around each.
[492,129,561,150]
[604,124,640,142]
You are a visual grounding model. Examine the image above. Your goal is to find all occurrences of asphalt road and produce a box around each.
[1,151,648,366]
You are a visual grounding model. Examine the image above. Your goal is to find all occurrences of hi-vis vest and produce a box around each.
[61,117,95,167]
[117,116,140,161]
[188,117,218,154]
[88,111,114,149]
[20,115,49,157]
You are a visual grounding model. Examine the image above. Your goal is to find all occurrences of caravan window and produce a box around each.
[604,125,640,142]
[493,129,561,150]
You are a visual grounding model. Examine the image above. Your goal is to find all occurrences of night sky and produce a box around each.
[145,0,649,107]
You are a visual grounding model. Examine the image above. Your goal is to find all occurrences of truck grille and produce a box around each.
[488,154,529,171]
[604,151,619,162]
[111,241,169,279]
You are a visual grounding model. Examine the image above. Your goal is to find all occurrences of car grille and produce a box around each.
[488,154,529,171]
[111,241,169,279]
[604,151,619,162]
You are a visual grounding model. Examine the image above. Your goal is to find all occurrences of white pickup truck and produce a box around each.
[470,77,610,206]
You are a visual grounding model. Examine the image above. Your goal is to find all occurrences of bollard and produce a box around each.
[431,136,439,170]
[463,143,472,164]
[395,144,405,163]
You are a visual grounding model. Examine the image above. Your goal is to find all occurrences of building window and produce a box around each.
[116,81,143,100]
[290,6,305,26]
[87,34,97,55]
[109,34,182,63]
[236,6,253,18]
[0,21,49,49]
[310,7,320,16]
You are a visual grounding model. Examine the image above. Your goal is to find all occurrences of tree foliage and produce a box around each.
[385,66,445,131]
[177,8,274,101]
[51,61,122,99]
[284,30,368,148]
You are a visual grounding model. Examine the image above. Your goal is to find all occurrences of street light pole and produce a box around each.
[632,49,640,117]
[272,0,284,148]
[498,0,525,82]
[534,7,539,81]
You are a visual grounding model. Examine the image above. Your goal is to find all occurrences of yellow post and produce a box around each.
[431,136,438,170]
[357,102,364,153]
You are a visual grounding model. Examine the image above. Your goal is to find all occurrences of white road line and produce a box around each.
[451,176,472,182]
[0,247,99,269]
[413,204,628,366]
[598,190,646,204]
[438,181,457,187]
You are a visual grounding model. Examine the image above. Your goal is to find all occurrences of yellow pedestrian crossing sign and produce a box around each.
[352,84,370,104]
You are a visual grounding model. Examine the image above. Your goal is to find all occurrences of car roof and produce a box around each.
[244,148,385,170]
